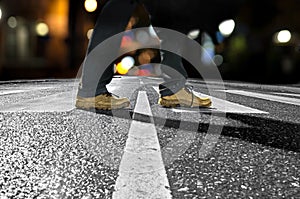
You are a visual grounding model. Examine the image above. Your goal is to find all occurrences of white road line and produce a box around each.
[225,90,300,106]
[0,91,75,112]
[0,90,28,95]
[201,79,300,93]
[113,91,172,199]
[0,87,52,96]
[272,92,300,98]
[152,87,267,114]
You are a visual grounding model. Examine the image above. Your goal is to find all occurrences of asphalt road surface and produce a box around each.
[0,76,299,199]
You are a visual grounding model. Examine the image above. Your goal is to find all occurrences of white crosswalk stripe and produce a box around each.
[5,83,299,113]
[113,91,172,199]
[0,85,127,113]
[272,92,300,98]
[0,87,52,96]
[0,91,75,112]
[224,90,300,106]
[0,90,28,95]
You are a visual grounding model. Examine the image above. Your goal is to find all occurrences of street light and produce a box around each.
[84,0,97,12]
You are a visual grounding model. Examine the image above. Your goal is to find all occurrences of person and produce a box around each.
[75,0,212,110]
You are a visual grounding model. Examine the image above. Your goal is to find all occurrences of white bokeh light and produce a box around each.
[0,7,2,21]
[276,30,291,44]
[219,19,235,37]
[36,22,49,36]
[84,0,97,12]
[187,29,200,40]
[87,29,94,40]
[121,56,135,70]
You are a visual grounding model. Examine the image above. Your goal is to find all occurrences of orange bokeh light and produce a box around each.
[116,62,128,75]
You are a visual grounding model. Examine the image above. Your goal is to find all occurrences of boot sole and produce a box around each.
[158,98,212,108]
[75,100,130,110]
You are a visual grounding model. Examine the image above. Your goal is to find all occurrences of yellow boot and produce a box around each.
[76,93,130,110]
[158,87,212,108]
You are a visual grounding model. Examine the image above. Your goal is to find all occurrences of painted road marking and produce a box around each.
[0,83,139,113]
[0,87,53,96]
[225,90,300,106]
[200,79,300,93]
[0,90,28,95]
[153,87,267,114]
[113,91,172,199]
[272,92,300,98]
[0,91,75,112]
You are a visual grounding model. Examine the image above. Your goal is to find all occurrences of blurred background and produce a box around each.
[0,0,299,83]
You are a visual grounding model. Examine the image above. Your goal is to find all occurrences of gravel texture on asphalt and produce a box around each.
[1,78,299,199]
[0,110,130,199]
[155,116,300,199]
[156,127,300,199]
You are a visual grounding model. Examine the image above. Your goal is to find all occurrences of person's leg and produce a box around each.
[76,0,143,110]
[159,50,188,97]
[147,8,188,97]
[78,0,139,98]
[155,26,212,107]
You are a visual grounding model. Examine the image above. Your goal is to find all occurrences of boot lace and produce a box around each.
[103,92,120,98]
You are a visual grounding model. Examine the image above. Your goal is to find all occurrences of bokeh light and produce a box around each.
[274,30,291,44]
[219,19,235,37]
[7,16,17,28]
[120,32,134,48]
[87,28,93,40]
[0,7,2,21]
[202,32,215,57]
[84,0,97,12]
[116,63,127,75]
[36,22,49,36]
[121,56,135,69]
[187,29,200,40]
[138,50,155,65]
[213,54,224,66]
[116,56,135,75]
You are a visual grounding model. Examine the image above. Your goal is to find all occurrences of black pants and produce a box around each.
[78,0,188,98]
